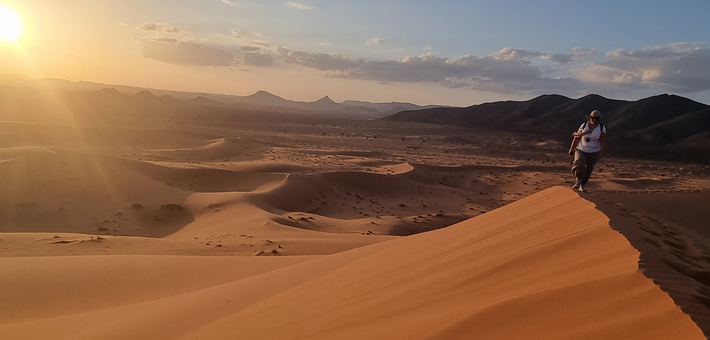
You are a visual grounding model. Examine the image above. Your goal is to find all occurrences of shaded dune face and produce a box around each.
[250,168,472,221]
[119,158,285,193]
[0,148,281,237]
[0,149,194,237]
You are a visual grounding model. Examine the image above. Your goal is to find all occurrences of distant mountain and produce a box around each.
[383,93,710,162]
[341,100,444,113]
[188,96,225,106]
[312,95,339,108]
[0,77,440,118]
[236,90,295,108]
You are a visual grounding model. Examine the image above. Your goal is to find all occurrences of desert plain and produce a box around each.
[1,88,710,339]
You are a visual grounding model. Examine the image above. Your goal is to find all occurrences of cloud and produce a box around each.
[240,45,262,52]
[491,47,598,65]
[582,43,710,93]
[249,41,272,48]
[490,47,544,61]
[275,48,585,95]
[221,0,239,6]
[225,41,709,97]
[137,22,189,34]
[287,2,313,9]
[543,47,598,65]
[136,38,235,67]
[366,37,386,46]
[277,47,362,71]
[151,37,180,43]
[230,29,265,40]
[570,47,597,58]
[243,52,274,67]
[545,53,574,64]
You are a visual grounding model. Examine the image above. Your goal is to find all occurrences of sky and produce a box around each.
[1,0,710,106]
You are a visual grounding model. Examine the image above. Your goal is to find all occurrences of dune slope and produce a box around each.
[0,187,702,340]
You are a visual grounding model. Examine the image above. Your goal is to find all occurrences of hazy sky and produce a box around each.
[1,0,709,106]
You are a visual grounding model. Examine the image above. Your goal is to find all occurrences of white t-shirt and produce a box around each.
[576,123,606,153]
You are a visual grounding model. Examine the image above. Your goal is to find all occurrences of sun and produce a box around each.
[0,3,23,44]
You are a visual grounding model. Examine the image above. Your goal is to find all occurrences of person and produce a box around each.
[568,110,606,192]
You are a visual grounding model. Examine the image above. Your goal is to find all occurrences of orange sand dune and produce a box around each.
[0,187,701,340]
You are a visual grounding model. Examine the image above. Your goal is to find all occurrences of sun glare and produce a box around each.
[0,3,23,44]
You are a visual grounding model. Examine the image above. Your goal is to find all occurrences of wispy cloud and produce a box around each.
[151,37,180,43]
[366,37,386,46]
[543,47,598,65]
[230,29,265,40]
[287,2,313,10]
[490,47,544,61]
[491,47,597,65]
[135,37,235,67]
[221,0,239,6]
[137,22,190,34]
[240,45,262,52]
[243,52,275,67]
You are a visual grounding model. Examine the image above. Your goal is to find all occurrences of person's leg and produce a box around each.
[581,152,600,185]
[572,150,588,186]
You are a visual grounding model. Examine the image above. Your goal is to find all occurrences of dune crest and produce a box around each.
[146,137,270,162]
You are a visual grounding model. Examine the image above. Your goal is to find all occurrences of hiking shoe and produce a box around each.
[578,185,585,192]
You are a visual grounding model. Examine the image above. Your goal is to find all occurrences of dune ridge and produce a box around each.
[0,187,702,339]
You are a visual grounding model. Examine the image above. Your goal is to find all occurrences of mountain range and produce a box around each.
[2,75,709,162]
[384,93,710,162]
[0,77,443,118]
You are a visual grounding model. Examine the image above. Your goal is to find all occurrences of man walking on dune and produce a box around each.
[568,110,606,192]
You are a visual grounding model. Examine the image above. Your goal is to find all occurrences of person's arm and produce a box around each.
[569,125,583,155]
[599,132,606,157]
[568,136,581,155]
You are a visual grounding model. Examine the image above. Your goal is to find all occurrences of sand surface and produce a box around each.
[2,103,710,338]
[0,188,704,339]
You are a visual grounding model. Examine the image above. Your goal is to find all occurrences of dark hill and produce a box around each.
[312,95,339,109]
[189,96,225,106]
[383,94,710,162]
[238,90,293,107]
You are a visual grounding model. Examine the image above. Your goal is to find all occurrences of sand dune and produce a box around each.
[250,167,475,234]
[0,148,286,236]
[0,187,702,339]
[145,137,271,162]
[0,149,194,237]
